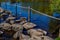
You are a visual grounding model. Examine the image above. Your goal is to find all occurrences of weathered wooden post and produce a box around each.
[28,6,31,22]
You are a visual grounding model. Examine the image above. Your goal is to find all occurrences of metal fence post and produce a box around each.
[28,6,31,22]
[5,0,7,10]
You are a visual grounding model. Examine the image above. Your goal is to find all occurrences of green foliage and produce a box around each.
[0,0,4,2]
[21,0,54,15]
[21,0,60,15]
[50,0,60,13]
[55,37,60,40]
[1,0,60,15]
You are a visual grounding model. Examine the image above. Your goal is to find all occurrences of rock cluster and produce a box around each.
[0,8,53,40]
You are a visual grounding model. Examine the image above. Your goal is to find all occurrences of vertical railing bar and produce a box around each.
[15,0,18,18]
[5,0,7,10]
[16,3,17,18]
[28,6,31,22]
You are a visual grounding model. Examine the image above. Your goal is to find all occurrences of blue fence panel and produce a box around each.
[30,11,50,31]
[2,2,60,31]
[1,2,50,31]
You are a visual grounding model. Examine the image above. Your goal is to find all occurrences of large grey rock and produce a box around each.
[37,29,47,35]
[19,34,30,40]
[13,31,20,39]
[19,17,27,25]
[1,23,11,30]
[23,22,36,29]
[6,17,15,20]
[20,20,27,25]
[11,24,23,31]
[28,29,44,37]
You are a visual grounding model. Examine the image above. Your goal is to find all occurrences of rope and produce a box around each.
[4,3,60,20]
[31,8,60,20]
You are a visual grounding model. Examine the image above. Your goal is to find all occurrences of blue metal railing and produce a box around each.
[0,2,60,31]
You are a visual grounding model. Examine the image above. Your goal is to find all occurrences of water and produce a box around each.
[0,2,60,31]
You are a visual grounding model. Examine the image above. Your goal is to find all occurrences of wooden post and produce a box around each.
[28,6,30,22]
